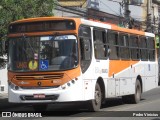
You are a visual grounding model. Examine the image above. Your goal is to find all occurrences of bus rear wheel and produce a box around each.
[131,80,142,103]
[87,82,102,111]
[122,80,141,104]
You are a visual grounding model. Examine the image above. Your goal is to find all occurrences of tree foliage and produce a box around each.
[0,0,55,68]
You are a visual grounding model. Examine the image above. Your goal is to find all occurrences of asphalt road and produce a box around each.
[1,86,160,120]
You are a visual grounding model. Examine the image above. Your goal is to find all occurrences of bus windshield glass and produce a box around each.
[8,35,78,72]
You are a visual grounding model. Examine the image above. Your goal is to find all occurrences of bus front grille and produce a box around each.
[15,73,64,80]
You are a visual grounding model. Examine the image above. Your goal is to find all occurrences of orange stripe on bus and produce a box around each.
[109,60,139,77]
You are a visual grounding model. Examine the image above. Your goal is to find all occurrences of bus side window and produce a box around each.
[80,38,91,60]
[93,29,108,59]
[78,26,92,73]
[108,31,119,60]
[119,33,130,59]
[147,37,155,61]
[130,35,140,60]
[139,36,148,61]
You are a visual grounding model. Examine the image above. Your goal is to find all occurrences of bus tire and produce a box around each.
[33,104,48,112]
[130,80,142,104]
[87,82,102,111]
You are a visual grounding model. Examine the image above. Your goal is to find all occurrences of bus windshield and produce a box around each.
[8,35,78,72]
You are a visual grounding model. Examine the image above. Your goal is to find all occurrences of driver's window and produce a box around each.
[79,26,92,73]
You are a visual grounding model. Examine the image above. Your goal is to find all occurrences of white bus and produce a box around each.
[7,17,158,111]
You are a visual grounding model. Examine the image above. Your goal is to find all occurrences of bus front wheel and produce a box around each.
[87,82,102,111]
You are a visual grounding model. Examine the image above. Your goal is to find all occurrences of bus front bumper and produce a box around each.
[8,83,84,103]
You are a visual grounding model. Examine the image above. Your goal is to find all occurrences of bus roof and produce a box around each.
[10,16,155,38]
[10,16,80,24]
[81,18,155,37]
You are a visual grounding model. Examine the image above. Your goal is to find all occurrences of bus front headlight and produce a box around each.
[8,81,21,90]
[61,78,77,90]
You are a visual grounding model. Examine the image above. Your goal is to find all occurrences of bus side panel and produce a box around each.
[81,59,96,101]
[114,66,135,97]
[143,62,158,92]
[81,59,110,100]
[109,60,137,97]
[115,61,158,96]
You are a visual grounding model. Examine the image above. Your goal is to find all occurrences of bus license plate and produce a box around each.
[33,94,45,98]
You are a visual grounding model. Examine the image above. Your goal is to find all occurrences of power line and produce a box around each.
[99,0,120,16]
[55,0,145,30]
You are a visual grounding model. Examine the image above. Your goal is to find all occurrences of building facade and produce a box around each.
[55,0,159,33]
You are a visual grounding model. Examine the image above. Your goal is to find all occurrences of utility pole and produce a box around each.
[124,0,130,19]
[123,0,132,28]
[146,0,152,32]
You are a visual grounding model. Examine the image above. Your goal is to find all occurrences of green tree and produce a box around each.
[0,0,56,68]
